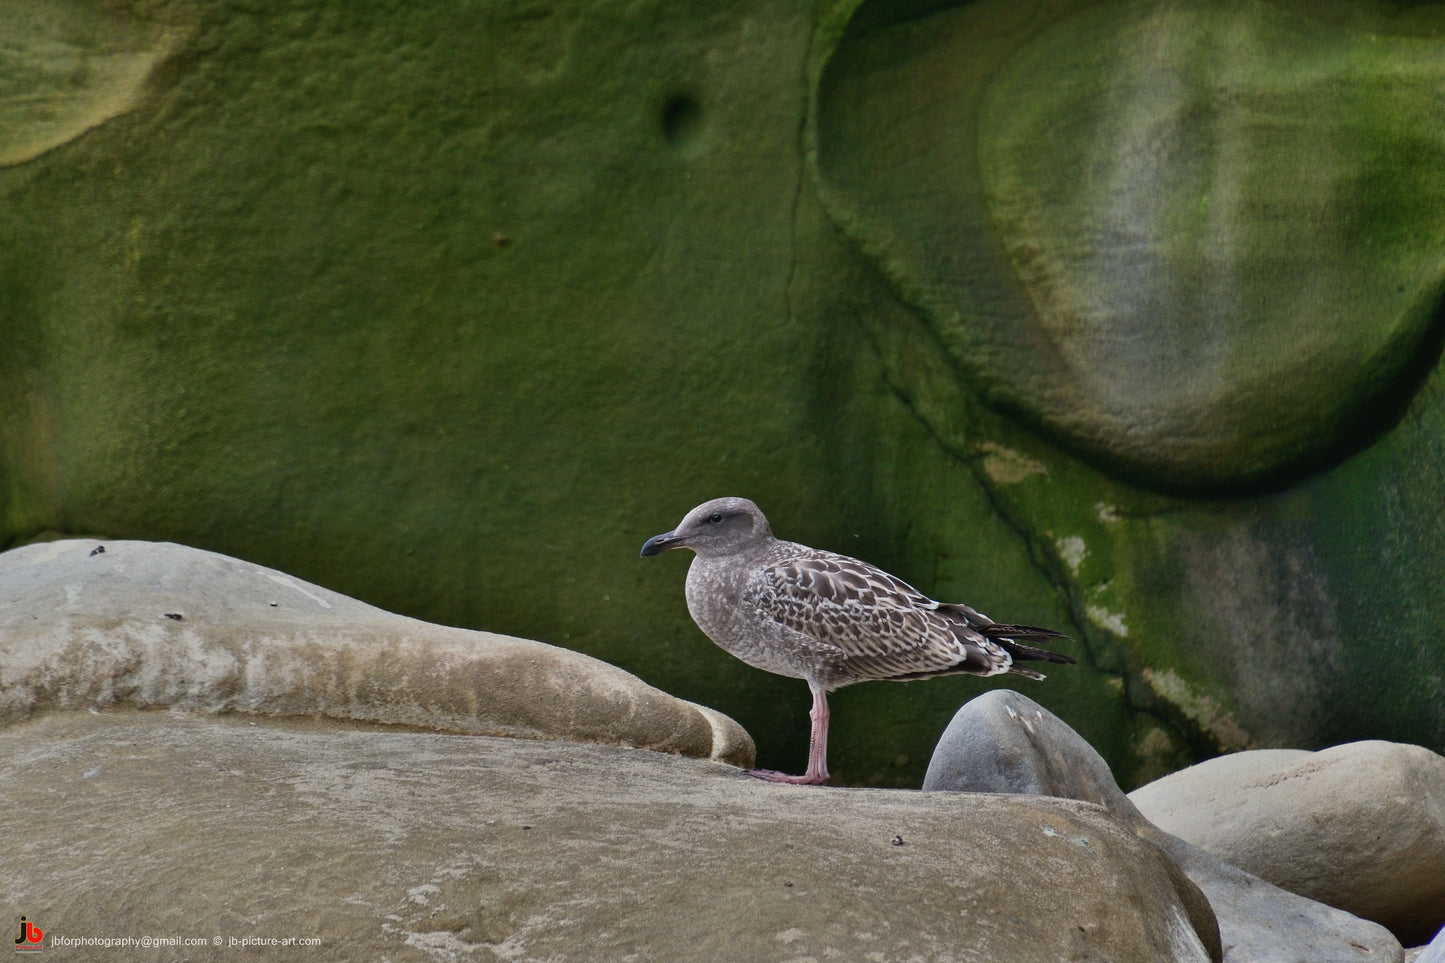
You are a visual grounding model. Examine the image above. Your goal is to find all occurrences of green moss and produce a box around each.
[1306,364,1445,750]
[817,0,1445,491]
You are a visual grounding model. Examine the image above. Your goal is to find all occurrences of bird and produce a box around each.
[640,496,1074,785]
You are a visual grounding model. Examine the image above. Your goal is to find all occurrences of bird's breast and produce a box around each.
[683,556,823,681]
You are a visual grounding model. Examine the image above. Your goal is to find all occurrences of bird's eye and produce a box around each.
[708,512,723,524]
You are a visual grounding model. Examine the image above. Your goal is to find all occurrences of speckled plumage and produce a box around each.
[641,496,1074,785]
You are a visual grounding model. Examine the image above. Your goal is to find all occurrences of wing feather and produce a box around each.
[740,547,1008,681]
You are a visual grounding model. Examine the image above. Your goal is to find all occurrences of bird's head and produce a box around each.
[639,496,773,559]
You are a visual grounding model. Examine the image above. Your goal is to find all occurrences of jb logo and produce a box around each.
[14,916,43,952]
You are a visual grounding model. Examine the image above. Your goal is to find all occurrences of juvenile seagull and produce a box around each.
[640,496,1074,785]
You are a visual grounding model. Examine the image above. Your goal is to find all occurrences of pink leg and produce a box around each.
[749,683,830,785]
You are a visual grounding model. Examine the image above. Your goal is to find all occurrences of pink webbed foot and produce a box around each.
[746,768,829,786]
[744,684,833,785]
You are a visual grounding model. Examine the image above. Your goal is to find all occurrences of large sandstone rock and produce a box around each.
[0,539,752,765]
[925,690,1402,963]
[1,712,1220,962]
[1130,743,1445,944]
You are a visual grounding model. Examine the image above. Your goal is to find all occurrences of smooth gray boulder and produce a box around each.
[1412,924,1445,963]
[925,689,1402,963]
[0,538,753,765]
[2,712,1219,962]
[1130,742,1445,944]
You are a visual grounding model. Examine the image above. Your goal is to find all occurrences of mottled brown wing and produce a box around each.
[739,547,1010,681]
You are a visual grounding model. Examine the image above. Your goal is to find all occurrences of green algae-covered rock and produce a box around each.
[4,0,1117,787]
[0,0,181,167]
[810,0,1445,768]
[3,0,1445,787]
[815,0,1445,492]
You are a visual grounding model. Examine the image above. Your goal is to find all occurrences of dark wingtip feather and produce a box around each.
[982,623,1071,643]
[1009,644,1077,666]
[983,623,1077,666]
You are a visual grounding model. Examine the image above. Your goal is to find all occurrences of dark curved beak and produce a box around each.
[640,530,685,557]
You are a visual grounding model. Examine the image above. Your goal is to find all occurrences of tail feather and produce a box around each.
[937,603,1076,676]
[984,623,1071,644]
[1001,639,1076,666]
[982,623,1077,667]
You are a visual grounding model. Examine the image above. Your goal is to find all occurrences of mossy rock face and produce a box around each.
[814,0,1445,491]
[0,0,181,167]
[0,0,1137,787]
[808,0,1445,765]
[3,0,1445,787]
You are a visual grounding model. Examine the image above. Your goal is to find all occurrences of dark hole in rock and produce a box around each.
[661,94,702,147]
